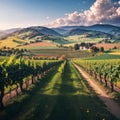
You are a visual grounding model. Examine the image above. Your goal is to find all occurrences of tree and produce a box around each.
[74,44,79,50]
[80,42,85,46]
[92,46,99,52]
[60,55,66,60]
[99,47,104,52]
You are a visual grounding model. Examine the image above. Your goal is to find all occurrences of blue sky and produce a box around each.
[0,0,120,29]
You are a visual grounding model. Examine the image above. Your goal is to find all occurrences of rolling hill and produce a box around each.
[64,28,90,36]
[85,24,120,33]
[53,24,120,42]
[12,26,61,38]
[53,24,120,35]
[0,28,21,36]
[64,28,112,38]
[0,24,120,48]
[0,26,63,48]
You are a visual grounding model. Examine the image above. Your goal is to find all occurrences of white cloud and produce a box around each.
[49,0,120,27]
[119,1,120,4]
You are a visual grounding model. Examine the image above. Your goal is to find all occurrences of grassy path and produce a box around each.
[0,61,118,120]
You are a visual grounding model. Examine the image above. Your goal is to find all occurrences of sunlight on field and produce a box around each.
[110,52,120,55]
[109,49,120,55]
[18,41,57,49]
[0,37,26,48]
[65,35,103,43]
[95,43,120,50]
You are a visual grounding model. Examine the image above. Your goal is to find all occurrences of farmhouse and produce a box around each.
[79,46,88,50]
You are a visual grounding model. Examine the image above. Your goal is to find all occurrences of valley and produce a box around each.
[0,24,120,49]
[0,0,120,119]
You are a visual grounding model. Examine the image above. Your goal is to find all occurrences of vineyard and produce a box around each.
[73,59,120,92]
[1,0,120,119]
[0,52,120,120]
[87,53,120,60]
[30,49,93,58]
[0,61,118,120]
[0,56,62,109]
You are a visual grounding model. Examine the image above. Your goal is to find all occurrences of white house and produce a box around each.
[79,46,88,50]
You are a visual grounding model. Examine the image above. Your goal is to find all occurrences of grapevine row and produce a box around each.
[73,59,120,92]
[0,56,62,109]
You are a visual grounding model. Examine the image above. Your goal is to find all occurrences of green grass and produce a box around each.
[64,35,103,43]
[0,61,118,120]
[88,53,120,60]
[20,46,58,50]
[108,49,120,55]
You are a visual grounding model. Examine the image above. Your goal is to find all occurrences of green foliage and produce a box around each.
[58,61,66,74]
[74,44,79,50]
[0,56,62,109]
[99,47,104,52]
[74,59,120,91]
[88,53,120,60]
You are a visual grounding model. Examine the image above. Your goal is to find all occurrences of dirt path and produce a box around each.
[74,63,120,120]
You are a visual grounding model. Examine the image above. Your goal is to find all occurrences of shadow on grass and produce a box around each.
[45,62,118,120]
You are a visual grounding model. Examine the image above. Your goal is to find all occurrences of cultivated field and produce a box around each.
[30,49,93,58]
[0,61,118,120]
[64,35,104,43]
[20,41,57,49]
[109,49,120,55]
[87,53,120,60]
[94,43,120,50]
[0,39,120,120]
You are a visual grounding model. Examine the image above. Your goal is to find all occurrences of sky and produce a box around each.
[0,0,120,30]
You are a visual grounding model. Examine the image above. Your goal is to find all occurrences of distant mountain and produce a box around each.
[64,28,113,39]
[14,26,61,36]
[53,24,120,35]
[53,26,82,34]
[52,28,67,35]
[64,28,90,36]
[0,26,61,39]
[55,26,82,31]
[1,24,120,43]
[86,24,120,33]
[0,28,21,36]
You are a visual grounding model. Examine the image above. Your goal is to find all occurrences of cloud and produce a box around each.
[119,1,120,4]
[49,0,120,27]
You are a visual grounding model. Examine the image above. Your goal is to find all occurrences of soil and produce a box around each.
[74,64,120,120]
